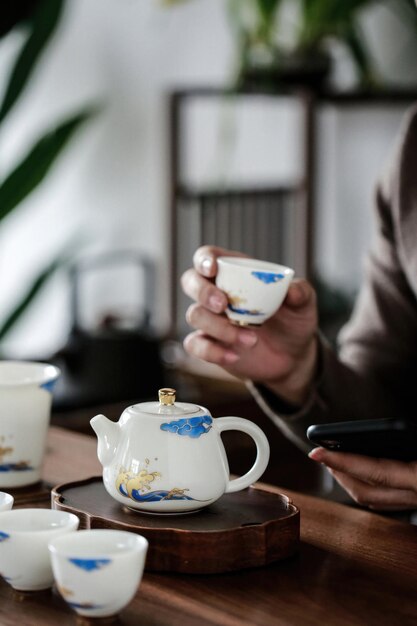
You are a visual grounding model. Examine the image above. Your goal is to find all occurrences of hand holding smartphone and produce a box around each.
[306,418,417,462]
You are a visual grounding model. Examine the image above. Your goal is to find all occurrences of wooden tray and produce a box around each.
[51,476,299,574]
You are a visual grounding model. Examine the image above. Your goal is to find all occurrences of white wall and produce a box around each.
[315,105,411,295]
[0,0,416,357]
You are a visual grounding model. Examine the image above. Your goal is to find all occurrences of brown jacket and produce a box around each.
[250,104,417,452]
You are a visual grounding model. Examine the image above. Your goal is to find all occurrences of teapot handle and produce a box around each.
[216,417,270,493]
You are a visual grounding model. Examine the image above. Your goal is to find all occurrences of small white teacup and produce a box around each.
[0,492,13,511]
[216,256,295,326]
[49,529,148,618]
[0,508,79,591]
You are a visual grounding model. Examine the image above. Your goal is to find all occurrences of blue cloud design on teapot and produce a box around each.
[160,415,212,438]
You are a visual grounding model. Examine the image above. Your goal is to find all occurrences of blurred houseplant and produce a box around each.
[0,0,93,351]
[166,0,417,90]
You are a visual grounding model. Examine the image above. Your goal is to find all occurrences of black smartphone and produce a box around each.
[306,418,417,462]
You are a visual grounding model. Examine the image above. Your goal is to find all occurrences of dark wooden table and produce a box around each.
[1,426,417,626]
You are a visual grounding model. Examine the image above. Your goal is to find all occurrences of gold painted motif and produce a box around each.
[0,447,13,462]
[226,293,246,306]
[58,585,74,598]
[226,293,261,315]
[116,466,162,498]
[115,462,196,503]
[162,487,190,500]
[13,461,30,470]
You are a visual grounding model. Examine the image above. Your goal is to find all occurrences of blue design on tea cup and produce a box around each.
[251,271,284,284]
[41,379,58,393]
[68,558,111,572]
[0,531,9,542]
[227,305,264,316]
[67,601,105,610]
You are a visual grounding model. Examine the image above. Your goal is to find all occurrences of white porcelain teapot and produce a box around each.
[90,388,270,514]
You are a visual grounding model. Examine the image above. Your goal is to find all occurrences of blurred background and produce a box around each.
[1,0,417,494]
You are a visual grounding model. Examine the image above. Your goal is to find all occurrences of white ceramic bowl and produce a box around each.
[0,508,79,591]
[49,529,148,618]
[0,492,13,511]
[216,257,294,326]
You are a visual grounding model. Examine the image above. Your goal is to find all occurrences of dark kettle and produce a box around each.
[51,250,166,411]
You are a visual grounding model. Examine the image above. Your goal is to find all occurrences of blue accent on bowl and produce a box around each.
[160,415,212,438]
[251,271,284,284]
[0,532,9,542]
[68,558,111,572]
[227,305,264,316]
[41,379,57,393]
[0,463,33,472]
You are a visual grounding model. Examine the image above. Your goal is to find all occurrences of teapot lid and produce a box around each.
[129,388,202,416]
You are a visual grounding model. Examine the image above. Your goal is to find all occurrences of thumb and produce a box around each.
[285,279,316,310]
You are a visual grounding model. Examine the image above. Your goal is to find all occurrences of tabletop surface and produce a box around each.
[1,426,417,626]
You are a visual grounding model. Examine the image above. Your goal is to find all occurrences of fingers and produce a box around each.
[183,331,240,366]
[181,269,227,314]
[186,304,258,348]
[183,305,258,366]
[284,279,316,310]
[309,447,417,491]
[328,469,417,510]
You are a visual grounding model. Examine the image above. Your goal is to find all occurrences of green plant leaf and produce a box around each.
[302,0,373,24]
[299,0,376,47]
[0,251,72,342]
[255,0,282,44]
[0,108,95,222]
[256,0,282,23]
[0,0,65,126]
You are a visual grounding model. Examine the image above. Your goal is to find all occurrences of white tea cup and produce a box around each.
[0,508,79,591]
[49,529,148,618]
[0,492,13,511]
[0,361,60,488]
[216,256,294,326]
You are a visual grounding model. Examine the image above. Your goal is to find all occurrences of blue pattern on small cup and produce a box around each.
[68,558,111,572]
[251,271,284,284]
[227,305,264,316]
[41,379,57,393]
[0,532,10,542]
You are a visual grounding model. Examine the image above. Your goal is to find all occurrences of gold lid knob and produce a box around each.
[158,388,176,405]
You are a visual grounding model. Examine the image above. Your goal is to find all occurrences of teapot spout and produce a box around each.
[90,414,120,468]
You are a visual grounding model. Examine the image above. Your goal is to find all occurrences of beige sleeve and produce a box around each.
[249,104,417,451]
